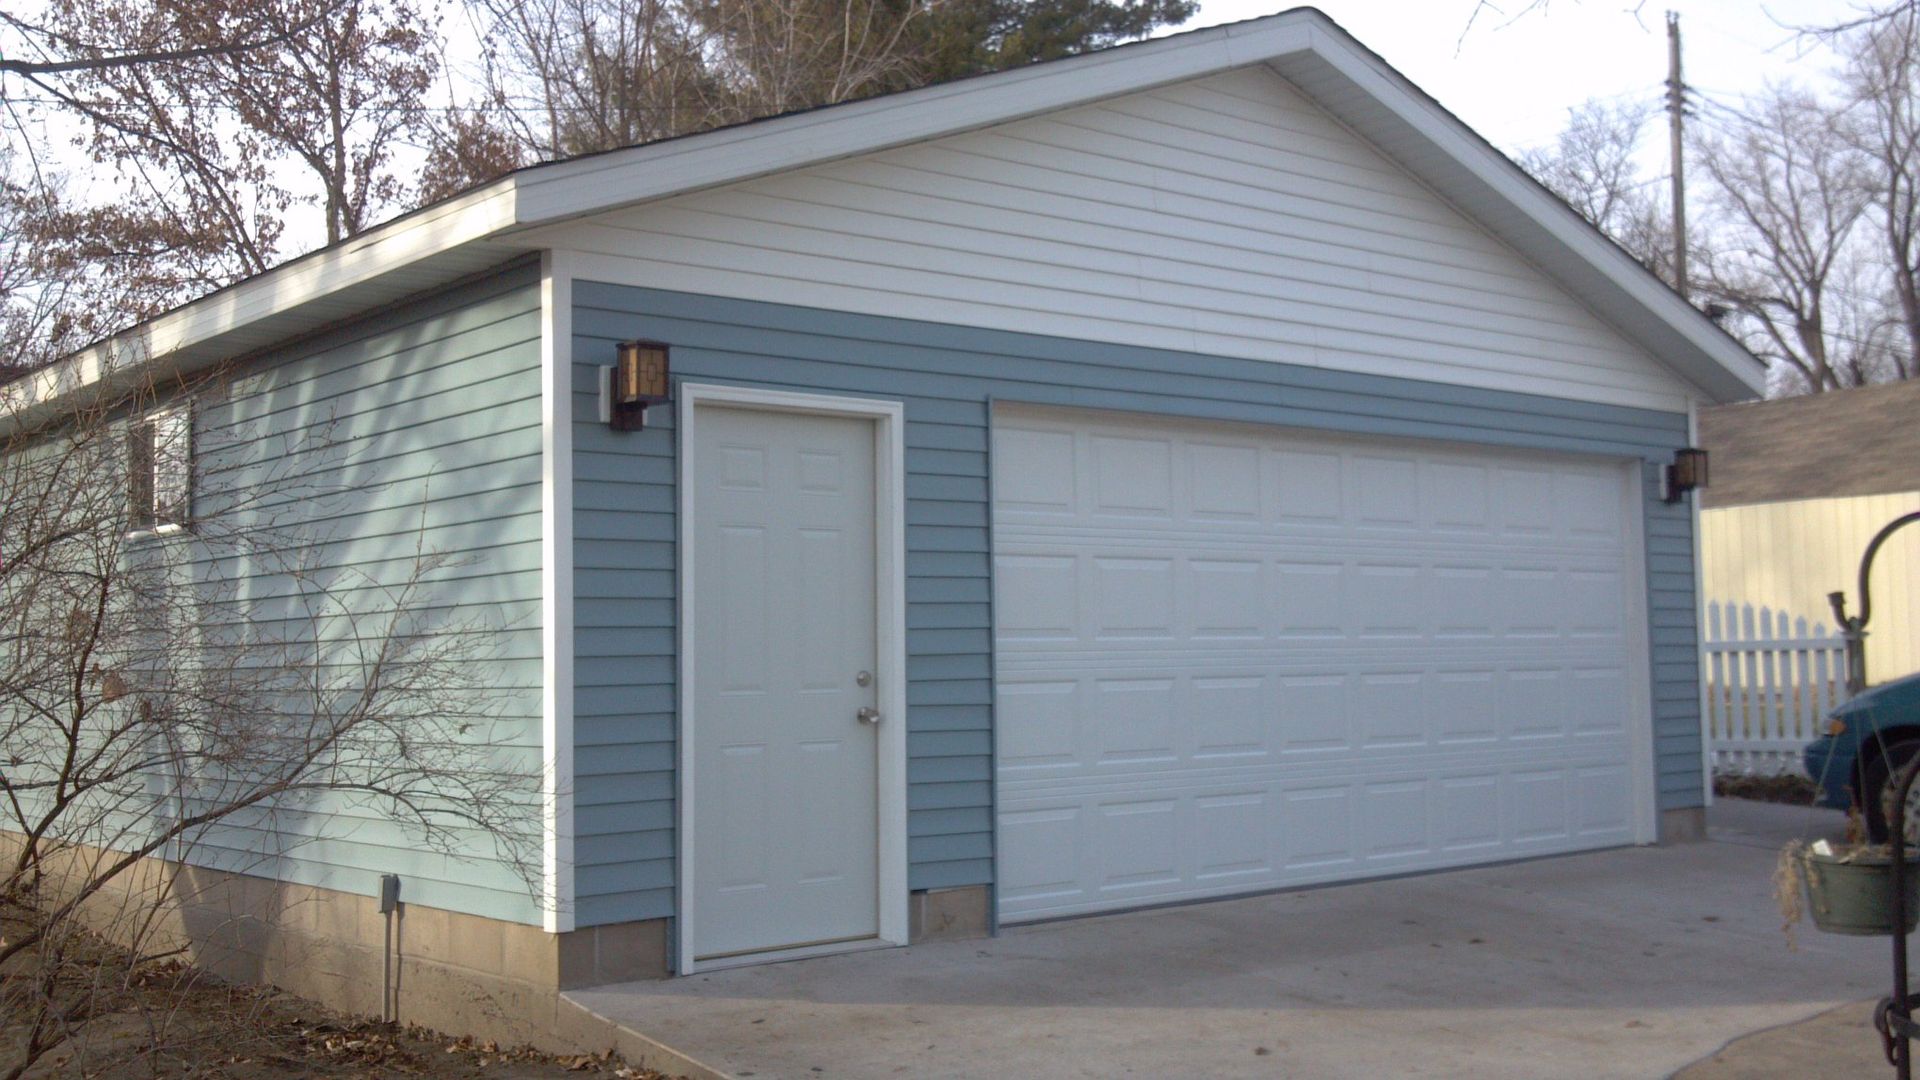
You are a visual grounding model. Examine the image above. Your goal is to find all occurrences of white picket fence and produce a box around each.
[1703,602,1849,776]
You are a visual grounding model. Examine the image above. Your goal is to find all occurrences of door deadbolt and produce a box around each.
[855,670,873,687]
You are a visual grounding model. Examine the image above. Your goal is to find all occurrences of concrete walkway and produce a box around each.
[1673,998,1886,1079]
[569,800,1892,1079]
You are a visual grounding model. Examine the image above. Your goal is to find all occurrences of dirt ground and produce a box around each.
[1715,772,1821,805]
[1,906,679,1079]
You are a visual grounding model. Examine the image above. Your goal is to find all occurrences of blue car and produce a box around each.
[1806,670,1920,840]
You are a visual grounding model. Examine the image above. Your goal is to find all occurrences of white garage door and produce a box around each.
[991,406,1650,923]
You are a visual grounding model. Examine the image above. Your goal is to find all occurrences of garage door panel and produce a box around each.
[1356,672,1426,747]
[1432,671,1499,743]
[1272,449,1345,523]
[1575,765,1634,836]
[1093,677,1178,763]
[992,408,1643,923]
[998,806,1083,905]
[990,427,1076,513]
[1188,559,1266,639]
[1280,673,1352,751]
[1188,442,1262,519]
[1426,461,1493,531]
[1280,784,1357,871]
[1096,798,1181,892]
[1351,454,1421,527]
[994,555,1077,640]
[997,679,1078,769]
[1194,791,1271,881]
[1091,557,1176,638]
[1438,774,1503,852]
[1191,675,1268,757]
[1361,779,1432,860]
[997,552,1628,649]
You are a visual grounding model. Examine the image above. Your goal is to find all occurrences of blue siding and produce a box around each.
[187,265,546,924]
[569,282,1700,927]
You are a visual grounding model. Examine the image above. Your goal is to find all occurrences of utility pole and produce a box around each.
[1667,11,1689,300]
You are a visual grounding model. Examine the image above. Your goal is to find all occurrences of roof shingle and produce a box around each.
[1698,379,1920,508]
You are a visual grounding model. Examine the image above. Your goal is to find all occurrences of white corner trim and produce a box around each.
[1622,457,1660,845]
[1687,401,1713,811]
[675,382,910,976]
[540,251,577,934]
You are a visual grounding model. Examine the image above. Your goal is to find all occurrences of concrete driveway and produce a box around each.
[569,800,1892,1079]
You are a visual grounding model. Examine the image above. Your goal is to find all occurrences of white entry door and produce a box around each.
[689,403,880,962]
[991,405,1651,923]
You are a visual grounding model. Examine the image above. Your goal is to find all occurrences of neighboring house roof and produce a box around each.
[0,7,1767,434]
[1699,378,1920,509]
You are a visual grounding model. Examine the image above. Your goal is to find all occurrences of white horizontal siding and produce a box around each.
[536,66,1694,413]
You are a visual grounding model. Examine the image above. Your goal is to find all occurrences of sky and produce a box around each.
[1180,0,1873,154]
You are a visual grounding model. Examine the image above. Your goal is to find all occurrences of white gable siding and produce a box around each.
[537,66,1697,413]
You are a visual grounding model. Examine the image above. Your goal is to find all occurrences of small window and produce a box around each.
[129,406,191,530]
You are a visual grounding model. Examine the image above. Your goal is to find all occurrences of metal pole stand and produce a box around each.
[1878,755,1920,1078]
[1827,512,1920,1076]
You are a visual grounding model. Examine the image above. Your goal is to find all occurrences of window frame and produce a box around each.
[127,404,193,538]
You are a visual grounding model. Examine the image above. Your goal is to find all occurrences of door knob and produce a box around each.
[857,707,882,725]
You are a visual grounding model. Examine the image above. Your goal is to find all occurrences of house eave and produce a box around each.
[1264,26,1766,404]
[1,6,1766,432]
[0,182,526,434]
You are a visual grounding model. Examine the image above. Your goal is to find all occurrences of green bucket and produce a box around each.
[1803,849,1920,936]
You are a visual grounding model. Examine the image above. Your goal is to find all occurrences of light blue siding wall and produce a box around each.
[189,264,546,924]
[569,282,1703,929]
[1645,482,1706,809]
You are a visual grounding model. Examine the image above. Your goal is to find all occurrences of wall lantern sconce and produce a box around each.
[600,340,670,431]
[1664,446,1709,503]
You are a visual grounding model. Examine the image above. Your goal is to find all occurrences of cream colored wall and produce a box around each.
[1701,491,1920,682]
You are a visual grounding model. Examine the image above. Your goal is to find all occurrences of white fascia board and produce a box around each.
[0,182,520,429]
[4,7,1766,422]
[1275,21,1766,404]
[510,10,1762,404]
[508,17,1315,225]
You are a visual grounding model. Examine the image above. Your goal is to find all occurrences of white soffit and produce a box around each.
[2,7,1764,431]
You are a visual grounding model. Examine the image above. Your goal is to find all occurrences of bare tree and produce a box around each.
[214,0,439,244]
[436,0,1196,188]
[0,0,439,314]
[1518,98,1676,282]
[417,106,530,205]
[689,0,935,124]
[1840,6,1920,379]
[0,364,539,1078]
[455,0,719,162]
[1692,87,1888,393]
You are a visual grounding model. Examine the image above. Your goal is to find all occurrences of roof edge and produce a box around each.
[1277,15,1765,403]
[5,6,1767,426]
[508,14,1318,225]
[0,180,521,430]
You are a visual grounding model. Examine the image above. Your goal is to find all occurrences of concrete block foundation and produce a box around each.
[0,833,694,1069]
[910,885,990,942]
[1661,806,1709,843]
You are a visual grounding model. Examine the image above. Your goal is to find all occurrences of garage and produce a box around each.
[991,405,1654,923]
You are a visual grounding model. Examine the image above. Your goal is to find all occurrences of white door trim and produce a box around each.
[675,382,909,975]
